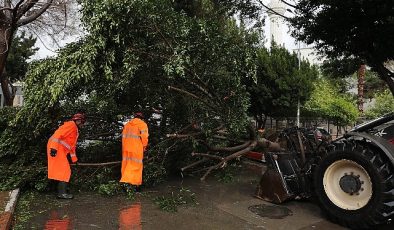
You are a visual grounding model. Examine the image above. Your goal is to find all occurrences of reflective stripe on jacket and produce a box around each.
[49,137,72,150]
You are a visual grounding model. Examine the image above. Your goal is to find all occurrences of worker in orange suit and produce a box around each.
[47,113,86,199]
[120,112,149,192]
[118,203,142,230]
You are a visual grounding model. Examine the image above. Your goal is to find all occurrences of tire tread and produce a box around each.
[314,139,394,229]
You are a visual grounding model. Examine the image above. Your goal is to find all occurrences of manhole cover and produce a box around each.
[248,204,292,219]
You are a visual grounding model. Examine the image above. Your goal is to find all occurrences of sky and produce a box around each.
[259,1,323,65]
[33,34,84,60]
[32,1,310,62]
[33,23,300,61]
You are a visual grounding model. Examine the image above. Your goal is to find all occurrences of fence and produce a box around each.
[261,117,354,140]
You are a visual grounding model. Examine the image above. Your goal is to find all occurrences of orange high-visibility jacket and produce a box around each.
[47,121,79,182]
[120,118,149,185]
[119,203,142,230]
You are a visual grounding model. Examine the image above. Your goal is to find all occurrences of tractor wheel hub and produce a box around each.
[339,174,362,195]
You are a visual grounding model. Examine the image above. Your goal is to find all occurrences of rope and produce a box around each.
[70,161,121,166]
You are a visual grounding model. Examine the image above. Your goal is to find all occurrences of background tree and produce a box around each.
[246,43,318,128]
[363,71,387,99]
[364,89,394,118]
[0,0,78,106]
[7,32,37,81]
[290,0,394,96]
[321,58,387,100]
[320,58,362,93]
[2,32,38,100]
[304,78,359,126]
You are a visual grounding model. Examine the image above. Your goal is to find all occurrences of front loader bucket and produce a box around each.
[254,152,299,204]
[255,168,293,204]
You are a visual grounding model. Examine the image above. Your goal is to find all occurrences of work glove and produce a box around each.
[50,148,57,157]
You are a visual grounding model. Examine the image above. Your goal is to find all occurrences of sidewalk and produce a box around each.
[0,189,20,230]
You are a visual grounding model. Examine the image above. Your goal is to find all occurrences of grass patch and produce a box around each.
[98,180,122,196]
[153,187,197,212]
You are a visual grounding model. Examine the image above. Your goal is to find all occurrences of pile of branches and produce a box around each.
[167,124,283,180]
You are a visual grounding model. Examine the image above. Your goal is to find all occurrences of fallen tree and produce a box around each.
[0,0,311,191]
[0,0,261,190]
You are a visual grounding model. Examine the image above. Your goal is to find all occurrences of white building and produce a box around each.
[266,0,324,66]
[0,82,24,108]
[267,0,286,47]
[293,45,325,66]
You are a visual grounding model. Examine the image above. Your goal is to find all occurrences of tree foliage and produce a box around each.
[6,32,38,82]
[0,0,259,189]
[246,43,318,128]
[365,90,394,118]
[291,0,394,96]
[363,71,388,98]
[304,78,359,125]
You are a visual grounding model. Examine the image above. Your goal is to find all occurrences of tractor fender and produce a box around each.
[344,131,394,165]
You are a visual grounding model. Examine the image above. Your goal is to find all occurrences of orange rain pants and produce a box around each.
[120,118,149,185]
[47,121,79,182]
[119,203,142,230]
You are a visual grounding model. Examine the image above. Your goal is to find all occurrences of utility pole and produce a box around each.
[296,39,301,127]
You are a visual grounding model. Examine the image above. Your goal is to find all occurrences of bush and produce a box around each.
[0,107,18,134]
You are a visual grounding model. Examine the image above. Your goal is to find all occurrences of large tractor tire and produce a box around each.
[314,139,394,229]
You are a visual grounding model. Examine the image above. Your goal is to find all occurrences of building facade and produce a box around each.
[0,82,24,108]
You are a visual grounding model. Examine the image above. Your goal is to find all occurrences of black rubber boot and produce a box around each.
[57,182,74,199]
[135,185,142,193]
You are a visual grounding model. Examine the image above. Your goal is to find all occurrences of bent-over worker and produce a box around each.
[47,113,86,199]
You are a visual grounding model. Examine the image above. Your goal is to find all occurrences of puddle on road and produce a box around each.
[14,164,263,229]
[42,203,143,230]
[118,203,142,230]
[248,204,293,219]
[45,218,73,229]
[42,210,74,229]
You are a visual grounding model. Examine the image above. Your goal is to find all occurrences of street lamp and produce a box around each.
[285,7,301,127]
[296,39,301,127]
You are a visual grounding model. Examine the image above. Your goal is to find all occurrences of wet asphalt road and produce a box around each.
[12,162,394,230]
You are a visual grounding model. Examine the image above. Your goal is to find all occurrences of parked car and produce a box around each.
[314,127,332,142]
[304,127,332,143]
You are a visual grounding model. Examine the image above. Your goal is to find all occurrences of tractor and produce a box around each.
[256,112,394,229]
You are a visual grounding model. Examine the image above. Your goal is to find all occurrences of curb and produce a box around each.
[0,189,20,230]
